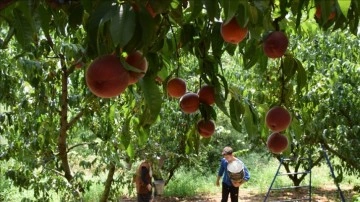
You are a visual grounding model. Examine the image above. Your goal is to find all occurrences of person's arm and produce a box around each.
[216,159,225,186]
[243,165,250,182]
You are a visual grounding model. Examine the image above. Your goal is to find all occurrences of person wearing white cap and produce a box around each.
[216,146,250,202]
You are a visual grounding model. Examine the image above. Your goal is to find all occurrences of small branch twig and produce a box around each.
[67,142,98,153]
[67,110,85,130]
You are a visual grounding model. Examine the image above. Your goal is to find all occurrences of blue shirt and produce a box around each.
[218,158,250,186]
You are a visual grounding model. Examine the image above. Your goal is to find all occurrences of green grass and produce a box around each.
[82,183,104,202]
[2,154,359,201]
[163,168,220,197]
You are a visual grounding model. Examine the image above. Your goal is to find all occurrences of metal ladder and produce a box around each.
[263,157,312,202]
[264,144,346,202]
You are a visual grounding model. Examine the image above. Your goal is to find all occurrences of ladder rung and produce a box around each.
[270,185,309,190]
[278,171,310,175]
[282,158,310,161]
[269,198,310,202]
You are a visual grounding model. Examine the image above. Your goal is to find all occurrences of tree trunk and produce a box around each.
[100,163,116,202]
[58,62,73,182]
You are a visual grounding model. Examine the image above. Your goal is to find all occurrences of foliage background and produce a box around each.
[0,0,359,201]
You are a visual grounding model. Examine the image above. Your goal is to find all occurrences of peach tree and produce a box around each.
[0,0,359,200]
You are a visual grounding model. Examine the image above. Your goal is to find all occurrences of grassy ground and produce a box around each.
[121,155,360,201]
[2,155,360,201]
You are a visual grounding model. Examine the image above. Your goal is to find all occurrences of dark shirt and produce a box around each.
[141,166,150,185]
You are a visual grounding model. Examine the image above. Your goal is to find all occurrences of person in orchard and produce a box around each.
[135,160,153,202]
[216,146,250,202]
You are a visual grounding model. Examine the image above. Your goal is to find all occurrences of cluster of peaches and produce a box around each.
[265,106,292,154]
[220,17,288,59]
[85,52,217,138]
[166,78,217,138]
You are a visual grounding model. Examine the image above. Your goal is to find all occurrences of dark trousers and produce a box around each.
[137,192,152,202]
[221,182,239,202]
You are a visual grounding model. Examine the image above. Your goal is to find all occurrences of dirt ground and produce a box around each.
[121,185,357,202]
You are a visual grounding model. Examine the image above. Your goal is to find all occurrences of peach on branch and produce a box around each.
[125,51,148,85]
[179,92,200,114]
[267,132,289,154]
[265,106,291,132]
[197,119,216,138]
[167,77,186,98]
[86,55,129,98]
[220,17,248,45]
[315,6,336,20]
[198,85,215,105]
[263,31,289,58]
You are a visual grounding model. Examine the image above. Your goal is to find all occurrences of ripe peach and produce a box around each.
[315,6,336,20]
[167,77,186,98]
[131,2,156,17]
[179,92,200,114]
[265,106,291,132]
[146,2,157,18]
[198,85,215,105]
[267,132,289,154]
[263,31,289,58]
[46,0,62,9]
[197,119,215,138]
[125,51,148,85]
[86,55,129,98]
[220,17,248,45]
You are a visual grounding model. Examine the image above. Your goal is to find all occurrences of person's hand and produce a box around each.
[216,180,220,187]
[147,184,152,191]
[231,180,245,187]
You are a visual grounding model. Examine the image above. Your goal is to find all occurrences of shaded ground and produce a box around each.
[121,185,357,201]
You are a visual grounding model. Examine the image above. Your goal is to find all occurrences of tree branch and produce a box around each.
[67,110,85,130]
[321,142,360,170]
[67,142,98,153]
[100,163,116,202]
[57,55,73,183]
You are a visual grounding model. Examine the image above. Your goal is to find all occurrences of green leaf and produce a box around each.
[13,9,34,49]
[199,103,217,121]
[296,59,307,93]
[338,0,351,17]
[137,127,149,146]
[243,39,260,69]
[137,8,157,50]
[121,117,131,149]
[110,4,136,47]
[211,22,224,58]
[126,142,135,159]
[229,97,244,132]
[220,0,240,22]
[139,76,163,127]
[236,1,250,27]
[282,55,298,82]
[86,0,114,55]
[68,4,84,28]
[248,4,259,24]
[188,0,203,21]
[108,104,116,123]
[38,5,51,36]
[214,74,229,116]
[185,125,197,154]
[202,0,220,21]
[243,101,258,136]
